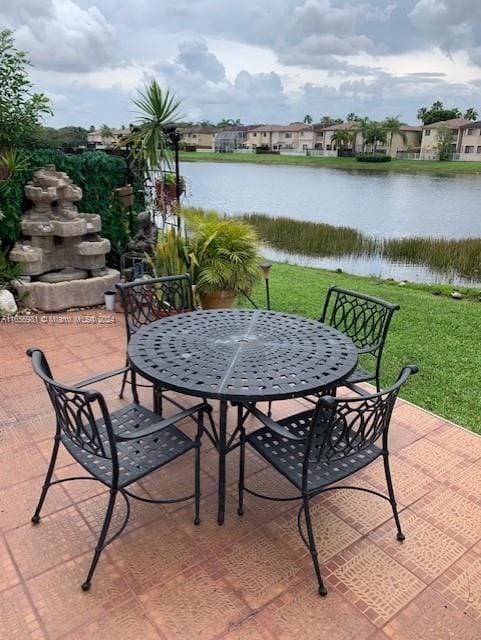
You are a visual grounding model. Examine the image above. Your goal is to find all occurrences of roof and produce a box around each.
[179,126,217,134]
[250,124,311,133]
[422,118,471,129]
[461,120,481,129]
[320,122,359,132]
[400,125,422,132]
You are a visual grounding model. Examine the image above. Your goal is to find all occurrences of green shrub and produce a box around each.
[356,154,391,163]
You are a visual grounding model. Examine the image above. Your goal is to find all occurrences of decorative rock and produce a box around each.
[0,289,18,315]
[451,291,462,299]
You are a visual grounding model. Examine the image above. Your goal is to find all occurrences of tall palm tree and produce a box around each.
[100,124,113,145]
[303,114,313,124]
[330,129,350,153]
[123,80,181,168]
[361,120,387,154]
[463,107,478,121]
[384,116,406,156]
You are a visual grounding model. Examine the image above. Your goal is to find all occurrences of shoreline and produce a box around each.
[180,151,481,175]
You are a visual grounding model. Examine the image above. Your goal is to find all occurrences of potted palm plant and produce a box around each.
[185,209,261,309]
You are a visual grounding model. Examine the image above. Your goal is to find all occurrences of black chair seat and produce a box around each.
[62,404,196,488]
[247,409,381,492]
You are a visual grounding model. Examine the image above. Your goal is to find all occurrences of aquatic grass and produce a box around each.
[243,213,481,279]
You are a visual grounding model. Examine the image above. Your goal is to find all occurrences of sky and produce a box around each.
[3,0,481,128]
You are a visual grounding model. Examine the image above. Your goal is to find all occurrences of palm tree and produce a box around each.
[416,107,427,123]
[303,114,313,124]
[383,116,406,156]
[346,112,358,122]
[100,124,113,145]
[330,129,350,153]
[123,80,181,169]
[360,120,386,154]
[463,107,478,121]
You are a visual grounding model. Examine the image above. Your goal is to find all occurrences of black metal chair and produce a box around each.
[116,274,195,414]
[319,286,400,393]
[27,347,211,591]
[238,365,418,596]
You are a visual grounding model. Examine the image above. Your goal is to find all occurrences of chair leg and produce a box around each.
[119,357,129,399]
[303,496,328,596]
[194,410,203,526]
[383,453,404,541]
[82,489,117,591]
[131,369,139,404]
[237,429,246,516]
[32,436,60,525]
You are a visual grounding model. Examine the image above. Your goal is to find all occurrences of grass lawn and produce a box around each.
[244,262,481,433]
[180,150,481,175]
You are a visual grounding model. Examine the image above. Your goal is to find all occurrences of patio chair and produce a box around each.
[27,347,211,591]
[319,286,400,394]
[116,274,195,415]
[238,365,417,596]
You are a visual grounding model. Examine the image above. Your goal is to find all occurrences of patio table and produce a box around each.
[127,309,358,524]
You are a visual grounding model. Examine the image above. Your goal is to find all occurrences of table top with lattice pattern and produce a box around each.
[127,309,358,402]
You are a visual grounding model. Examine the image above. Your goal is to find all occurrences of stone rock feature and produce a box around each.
[9,165,119,311]
[0,289,18,316]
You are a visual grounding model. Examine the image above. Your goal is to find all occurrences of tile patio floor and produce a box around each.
[1,310,481,639]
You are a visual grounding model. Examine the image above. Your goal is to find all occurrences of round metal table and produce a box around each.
[128,309,358,523]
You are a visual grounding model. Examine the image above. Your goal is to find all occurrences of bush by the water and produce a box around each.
[0,149,143,264]
[356,154,391,163]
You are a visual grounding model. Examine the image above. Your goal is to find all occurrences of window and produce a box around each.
[284,132,292,138]
[477,146,481,153]
[467,128,474,136]
[253,132,257,137]
[326,144,332,150]
[465,146,474,153]
[263,132,267,137]
[425,129,431,136]
[192,134,197,139]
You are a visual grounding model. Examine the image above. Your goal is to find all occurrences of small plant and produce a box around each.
[183,208,261,305]
[356,154,391,163]
[147,228,189,277]
[0,247,21,286]
[0,147,29,183]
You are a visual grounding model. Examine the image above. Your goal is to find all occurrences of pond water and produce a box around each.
[180,161,481,285]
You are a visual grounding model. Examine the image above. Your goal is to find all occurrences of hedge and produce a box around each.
[356,154,391,163]
[0,149,143,265]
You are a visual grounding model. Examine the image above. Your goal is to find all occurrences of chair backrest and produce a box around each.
[116,274,194,340]
[27,348,117,467]
[307,365,417,471]
[320,286,399,355]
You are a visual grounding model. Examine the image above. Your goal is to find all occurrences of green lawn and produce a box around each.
[180,151,481,175]
[244,262,481,433]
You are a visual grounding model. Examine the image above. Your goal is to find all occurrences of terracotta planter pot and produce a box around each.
[201,290,236,310]
[115,185,134,207]
[0,166,11,182]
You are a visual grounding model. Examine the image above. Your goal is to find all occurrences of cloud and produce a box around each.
[176,40,226,82]
[1,0,117,72]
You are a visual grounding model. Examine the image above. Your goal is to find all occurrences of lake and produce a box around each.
[180,161,481,285]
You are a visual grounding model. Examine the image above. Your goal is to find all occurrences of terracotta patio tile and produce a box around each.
[445,460,481,504]
[410,486,481,547]
[359,455,437,506]
[393,403,445,435]
[220,528,305,609]
[432,550,481,621]
[323,538,425,626]
[369,510,466,584]
[0,535,20,592]
[173,490,260,553]
[386,421,421,452]
[426,423,481,461]
[37,437,75,468]
[64,599,161,639]
[0,476,71,533]
[26,553,131,639]
[223,617,275,640]
[140,562,250,640]
[5,505,95,580]
[322,484,397,535]
[258,577,376,639]
[2,391,53,421]
[397,437,464,480]
[265,501,361,564]
[107,517,205,594]
[54,464,107,503]
[0,444,47,489]
[382,587,481,639]
[202,444,267,488]
[0,584,45,639]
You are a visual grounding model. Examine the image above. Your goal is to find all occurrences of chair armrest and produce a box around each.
[245,404,306,442]
[115,402,211,442]
[75,367,130,389]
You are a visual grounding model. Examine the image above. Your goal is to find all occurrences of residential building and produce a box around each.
[214,126,252,152]
[318,122,361,153]
[458,121,481,156]
[87,127,131,148]
[420,118,471,156]
[246,124,312,151]
[178,126,217,151]
[389,126,422,155]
